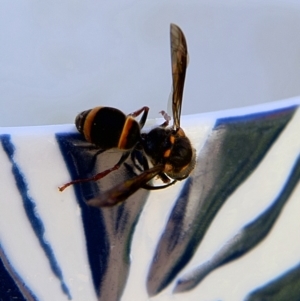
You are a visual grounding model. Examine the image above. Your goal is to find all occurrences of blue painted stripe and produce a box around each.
[146,105,297,296]
[174,154,300,293]
[56,133,109,296]
[214,105,298,127]
[0,242,38,301]
[0,134,72,300]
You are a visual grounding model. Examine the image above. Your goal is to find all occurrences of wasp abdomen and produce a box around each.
[76,106,140,150]
[118,116,140,150]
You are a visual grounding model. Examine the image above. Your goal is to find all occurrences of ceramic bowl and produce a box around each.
[1,1,300,301]
[0,98,299,301]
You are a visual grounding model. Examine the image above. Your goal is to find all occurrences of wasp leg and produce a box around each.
[128,106,149,129]
[157,172,171,183]
[159,110,171,127]
[141,171,176,190]
[142,179,177,190]
[58,151,131,191]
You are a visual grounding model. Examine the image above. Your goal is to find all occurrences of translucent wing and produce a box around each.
[87,164,164,207]
[170,23,189,130]
[167,87,173,117]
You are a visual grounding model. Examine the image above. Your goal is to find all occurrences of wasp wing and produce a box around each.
[170,23,188,130]
[87,164,164,207]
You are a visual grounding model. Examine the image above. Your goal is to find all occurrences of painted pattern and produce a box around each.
[0,100,299,301]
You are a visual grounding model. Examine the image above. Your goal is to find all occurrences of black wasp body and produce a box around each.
[59,24,196,207]
[75,106,145,151]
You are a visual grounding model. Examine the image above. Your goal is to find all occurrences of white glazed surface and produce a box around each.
[0,97,299,300]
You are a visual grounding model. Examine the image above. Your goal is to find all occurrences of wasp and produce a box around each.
[59,24,196,207]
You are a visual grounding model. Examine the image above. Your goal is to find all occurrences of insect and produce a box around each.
[59,23,196,207]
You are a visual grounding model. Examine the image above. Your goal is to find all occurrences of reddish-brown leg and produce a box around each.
[128,106,149,129]
[58,151,130,191]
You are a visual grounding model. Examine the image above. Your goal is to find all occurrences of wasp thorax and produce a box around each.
[142,127,172,161]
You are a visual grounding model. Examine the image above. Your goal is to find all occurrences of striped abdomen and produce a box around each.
[75,107,141,150]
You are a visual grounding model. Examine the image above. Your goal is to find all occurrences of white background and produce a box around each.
[1,0,300,126]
